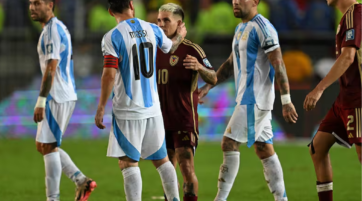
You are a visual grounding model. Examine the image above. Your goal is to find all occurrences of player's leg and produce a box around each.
[176,146,198,201]
[214,136,241,201]
[142,116,180,201]
[107,116,145,201]
[355,143,362,164]
[163,132,179,201]
[254,141,287,201]
[309,131,336,201]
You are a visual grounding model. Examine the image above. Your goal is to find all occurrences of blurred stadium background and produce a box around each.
[0,0,361,201]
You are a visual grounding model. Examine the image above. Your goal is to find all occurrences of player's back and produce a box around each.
[335,3,361,109]
[37,17,77,103]
[233,14,279,110]
[102,18,171,120]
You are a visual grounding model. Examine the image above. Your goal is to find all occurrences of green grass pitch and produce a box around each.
[0,139,360,201]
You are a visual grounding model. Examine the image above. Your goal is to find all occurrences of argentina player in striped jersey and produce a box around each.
[30,0,96,200]
[94,0,187,200]
[199,0,298,200]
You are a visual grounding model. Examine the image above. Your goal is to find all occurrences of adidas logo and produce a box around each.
[182,136,190,141]
[348,133,354,138]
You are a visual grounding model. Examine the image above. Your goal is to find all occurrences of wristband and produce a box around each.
[35,96,46,109]
[281,94,291,105]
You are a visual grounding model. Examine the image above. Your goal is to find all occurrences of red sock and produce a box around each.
[317,181,333,201]
[183,195,198,201]
[164,194,167,201]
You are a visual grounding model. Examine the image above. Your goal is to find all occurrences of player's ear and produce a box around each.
[108,8,114,17]
[129,1,135,11]
[177,20,183,26]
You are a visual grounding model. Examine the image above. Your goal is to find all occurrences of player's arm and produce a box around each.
[198,52,233,102]
[267,48,298,123]
[95,67,116,129]
[304,47,356,111]
[184,54,217,84]
[33,59,58,123]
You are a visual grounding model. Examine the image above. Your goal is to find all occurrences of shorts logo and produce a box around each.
[170,55,179,66]
[348,133,354,138]
[226,127,231,134]
[46,44,53,54]
[182,135,190,141]
[203,58,212,67]
[346,29,355,41]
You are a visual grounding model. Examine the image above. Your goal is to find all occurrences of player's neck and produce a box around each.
[336,0,357,14]
[241,10,258,23]
[114,10,135,24]
[41,13,55,28]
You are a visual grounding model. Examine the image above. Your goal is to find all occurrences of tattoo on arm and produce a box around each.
[213,52,234,87]
[39,60,56,97]
[170,33,183,53]
[198,66,217,85]
[267,48,290,95]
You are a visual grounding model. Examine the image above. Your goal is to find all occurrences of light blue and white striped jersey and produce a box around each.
[37,17,77,103]
[102,18,172,120]
[233,14,279,110]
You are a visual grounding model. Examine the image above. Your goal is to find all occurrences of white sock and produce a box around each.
[214,151,240,201]
[58,148,86,186]
[122,167,142,201]
[261,153,288,201]
[44,152,62,201]
[157,161,180,201]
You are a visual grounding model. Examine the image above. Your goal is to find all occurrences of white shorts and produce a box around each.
[107,114,167,161]
[36,100,76,147]
[224,104,273,147]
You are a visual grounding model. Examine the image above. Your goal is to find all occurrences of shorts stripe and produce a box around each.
[145,139,167,160]
[357,108,361,138]
[45,101,62,147]
[112,114,140,161]
[247,105,256,147]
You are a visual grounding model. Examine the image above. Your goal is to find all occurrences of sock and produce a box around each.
[157,161,180,201]
[122,167,142,201]
[184,195,198,201]
[58,148,86,186]
[214,151,240,201]
[261,153,287,201]
[44,152,62,201]
[317,181,333,201]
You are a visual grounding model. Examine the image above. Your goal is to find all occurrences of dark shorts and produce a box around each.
[318,103,362,148]
[165,130,198,152]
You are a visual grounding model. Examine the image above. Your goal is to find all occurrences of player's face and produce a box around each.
[157,11,179,38]
[232,0,254,18]
[29,0,51,22]
[326,0,338,6]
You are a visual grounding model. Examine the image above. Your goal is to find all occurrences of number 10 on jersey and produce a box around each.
[158,69,168,84]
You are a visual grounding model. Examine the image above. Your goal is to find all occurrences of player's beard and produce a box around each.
[327,0,338,6]
[234,9,249,19]
[31,11,47,22]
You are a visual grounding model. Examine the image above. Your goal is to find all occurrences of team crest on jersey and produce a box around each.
[46,44,53,54]
[237,31,242,40]
[336,24,341,35]
[170,55,179,66]
[346,29,355,41]
[242,31,249,40]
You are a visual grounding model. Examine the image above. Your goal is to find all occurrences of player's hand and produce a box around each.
[282,103,298,124]
[184,55,202,71]
[304,87,324,111]
[198,84,212,104]
[95,107,106,129]
[33,107,45,123]
[177,22,187,39]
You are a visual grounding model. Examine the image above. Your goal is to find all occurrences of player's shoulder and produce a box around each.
[43,17,67,38]
[344,3,361,29]
[182,39,207,58]
[251,14,276,32]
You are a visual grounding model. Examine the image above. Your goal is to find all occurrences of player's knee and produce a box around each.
[254,142,274,159]
[36,142,57,155]
[221,137,239,152]
[118,157,138,170]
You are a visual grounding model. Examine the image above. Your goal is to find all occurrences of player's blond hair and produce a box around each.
[159,3,184,21]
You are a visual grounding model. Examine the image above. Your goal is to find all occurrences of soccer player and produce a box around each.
[94,0,186,200]
[156,3,217,201]
[304,0,361,200]
[198,0,298,200]
[30,0,96,201]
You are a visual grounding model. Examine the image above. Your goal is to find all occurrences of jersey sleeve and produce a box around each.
[341,6,361,49]
[191,43,213,69]
[101,30,120,69]
[151,24,172,53]
[43,23,61,61]
[255,19,280,53]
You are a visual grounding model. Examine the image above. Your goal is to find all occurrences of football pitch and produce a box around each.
[0,139,360,201]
